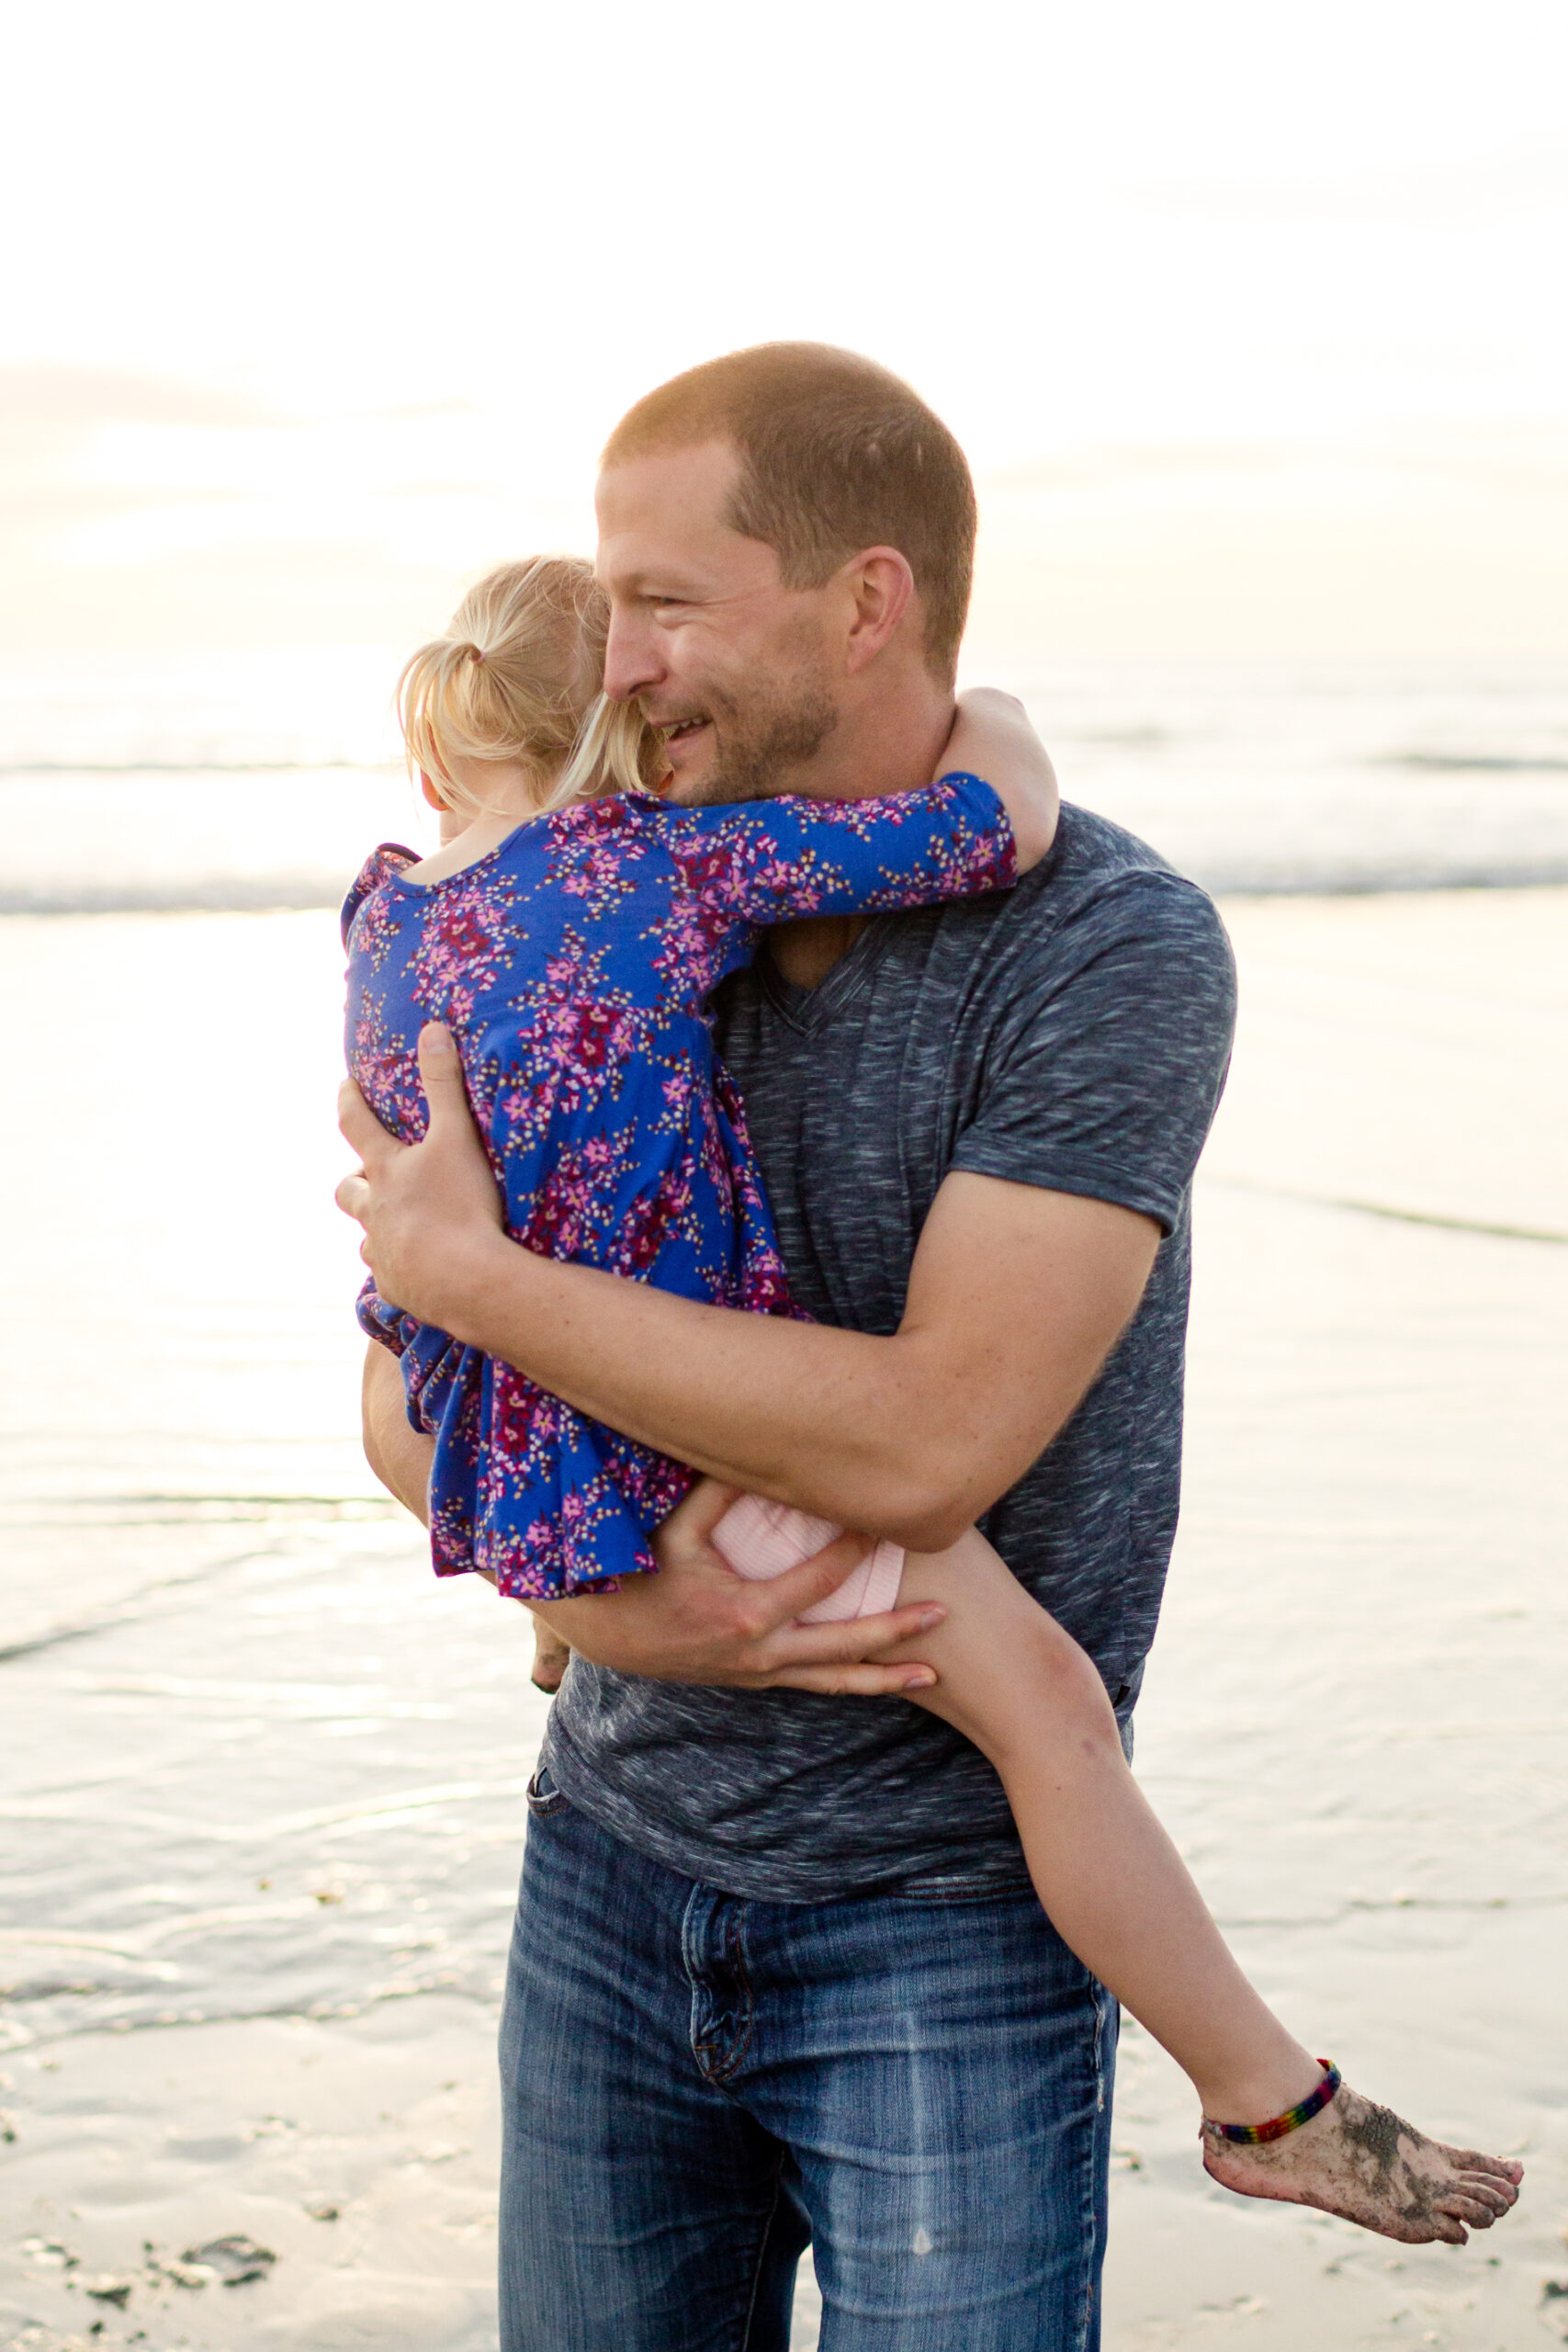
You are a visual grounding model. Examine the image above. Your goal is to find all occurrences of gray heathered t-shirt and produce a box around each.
[544,804,1237,1902]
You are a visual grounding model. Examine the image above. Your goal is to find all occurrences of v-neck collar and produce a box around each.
[757,916,896,1035]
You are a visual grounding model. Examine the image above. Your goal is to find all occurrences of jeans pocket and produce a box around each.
[525,1762,570,1818]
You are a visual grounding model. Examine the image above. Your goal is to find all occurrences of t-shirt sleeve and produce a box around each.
[665,774,1016,927]
[950,873,1237,1235]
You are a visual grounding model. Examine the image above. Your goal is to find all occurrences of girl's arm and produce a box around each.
[669,690,1058,934]
[362,1340,434,1522]
[940,688,1058,869]
[670,772,1015,932]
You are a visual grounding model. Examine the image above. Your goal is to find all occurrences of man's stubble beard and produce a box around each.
[670,664,840,808]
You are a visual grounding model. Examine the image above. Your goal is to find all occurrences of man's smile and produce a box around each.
[658,714,716,768]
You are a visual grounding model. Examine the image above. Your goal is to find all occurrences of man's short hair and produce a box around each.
[602,344,976,685]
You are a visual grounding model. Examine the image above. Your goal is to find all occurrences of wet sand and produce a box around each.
[2,889,1564,2350]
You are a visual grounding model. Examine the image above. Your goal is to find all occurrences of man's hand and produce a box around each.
[530,1478,945,1696]
[337,1024,507,1327]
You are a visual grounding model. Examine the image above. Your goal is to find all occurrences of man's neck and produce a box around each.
[769,666,955,989]
[795,666,955,805]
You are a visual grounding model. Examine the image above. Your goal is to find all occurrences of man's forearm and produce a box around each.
[449,1249,947,1542]
[427,1177,1153,1551]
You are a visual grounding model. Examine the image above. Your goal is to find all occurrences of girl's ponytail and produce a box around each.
[397,556,658,817]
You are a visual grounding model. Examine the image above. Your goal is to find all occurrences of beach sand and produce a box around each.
[2,889,1563,2351]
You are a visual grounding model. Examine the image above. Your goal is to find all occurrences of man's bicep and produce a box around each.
[899,1171,1159,1519]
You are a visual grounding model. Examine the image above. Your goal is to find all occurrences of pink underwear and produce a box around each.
[711,1493,906,1624]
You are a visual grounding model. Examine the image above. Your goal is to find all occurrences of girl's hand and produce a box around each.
[529,1619,573,1692]
[941,689,1059,872]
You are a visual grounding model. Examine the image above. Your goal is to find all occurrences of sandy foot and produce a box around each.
[1201,2081,1523,2245]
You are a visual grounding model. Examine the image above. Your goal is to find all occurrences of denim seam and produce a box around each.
[704,1906,757,2086]
[683,1896,758,2091]
[525,1765,570,1819]
[880,1879,1038,1908]
[733,2153,790,2352]
[1074,1982,1115,2352]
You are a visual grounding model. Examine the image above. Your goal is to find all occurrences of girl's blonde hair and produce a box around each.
[396,556,657,818]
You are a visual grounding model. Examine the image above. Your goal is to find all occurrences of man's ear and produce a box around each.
[840,547,916,676]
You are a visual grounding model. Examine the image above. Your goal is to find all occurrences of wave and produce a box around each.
[1187,854,1568,897]
[1204,1175,1568,1246]
[0,876,355,916]
[0,757,397,776]
[1382,752,1568,775]
[8,857,1568,918]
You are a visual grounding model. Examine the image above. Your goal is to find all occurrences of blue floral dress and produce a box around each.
[343,775,1015,1599]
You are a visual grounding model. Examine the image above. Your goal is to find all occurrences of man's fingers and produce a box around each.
[769,1663,939,1697]
[671,1476,746,1544]
[335,1168,371,1225]
[338,1075,400,1165]
[761,1600,945,1669]
[416,1023,472,1127]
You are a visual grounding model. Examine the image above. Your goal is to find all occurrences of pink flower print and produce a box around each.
[493,937,655,1150]
[510,1130,635,1262]
[646,890,747,1004]
[547,809,648,918]
[607,1160,698,1280]
[351,994,428,1137]
[484,1369,568,1491]
[430,1492,477,1576]
[410,871,517,1027]
[349,880,409,974]
[598,1427,691,1523]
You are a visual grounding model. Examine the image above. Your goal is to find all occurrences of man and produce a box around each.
[339,345,1236,2349]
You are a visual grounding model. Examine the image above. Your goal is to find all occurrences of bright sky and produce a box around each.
[5,0,1567,658]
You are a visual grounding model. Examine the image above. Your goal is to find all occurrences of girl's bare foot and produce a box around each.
[1201,2081,1523,2245]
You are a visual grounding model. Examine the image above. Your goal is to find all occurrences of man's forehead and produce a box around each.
[594,438,739,541]
[594,439,770,588]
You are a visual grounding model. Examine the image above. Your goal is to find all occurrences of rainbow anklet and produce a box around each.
[1205,2061,1342,2145]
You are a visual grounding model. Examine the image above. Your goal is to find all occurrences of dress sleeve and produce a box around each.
[664,773,1016,926]
[341,842,418,946]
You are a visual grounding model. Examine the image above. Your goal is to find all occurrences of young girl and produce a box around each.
[344,557,1520,2248]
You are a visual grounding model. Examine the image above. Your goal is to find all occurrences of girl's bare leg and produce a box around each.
[528,1617,572,1692]
[889,1529,1522,2245]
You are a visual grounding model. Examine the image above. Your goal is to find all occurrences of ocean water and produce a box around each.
[1,657,1564,2351]
[3,650,1568,911]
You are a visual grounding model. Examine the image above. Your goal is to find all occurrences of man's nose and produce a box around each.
[602,609,662,704]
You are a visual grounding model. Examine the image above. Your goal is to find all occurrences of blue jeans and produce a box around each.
[498,1776,1118,2351]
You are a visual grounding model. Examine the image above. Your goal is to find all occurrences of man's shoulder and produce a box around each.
[1029,799,1211,912]
[964,801,1229,971]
